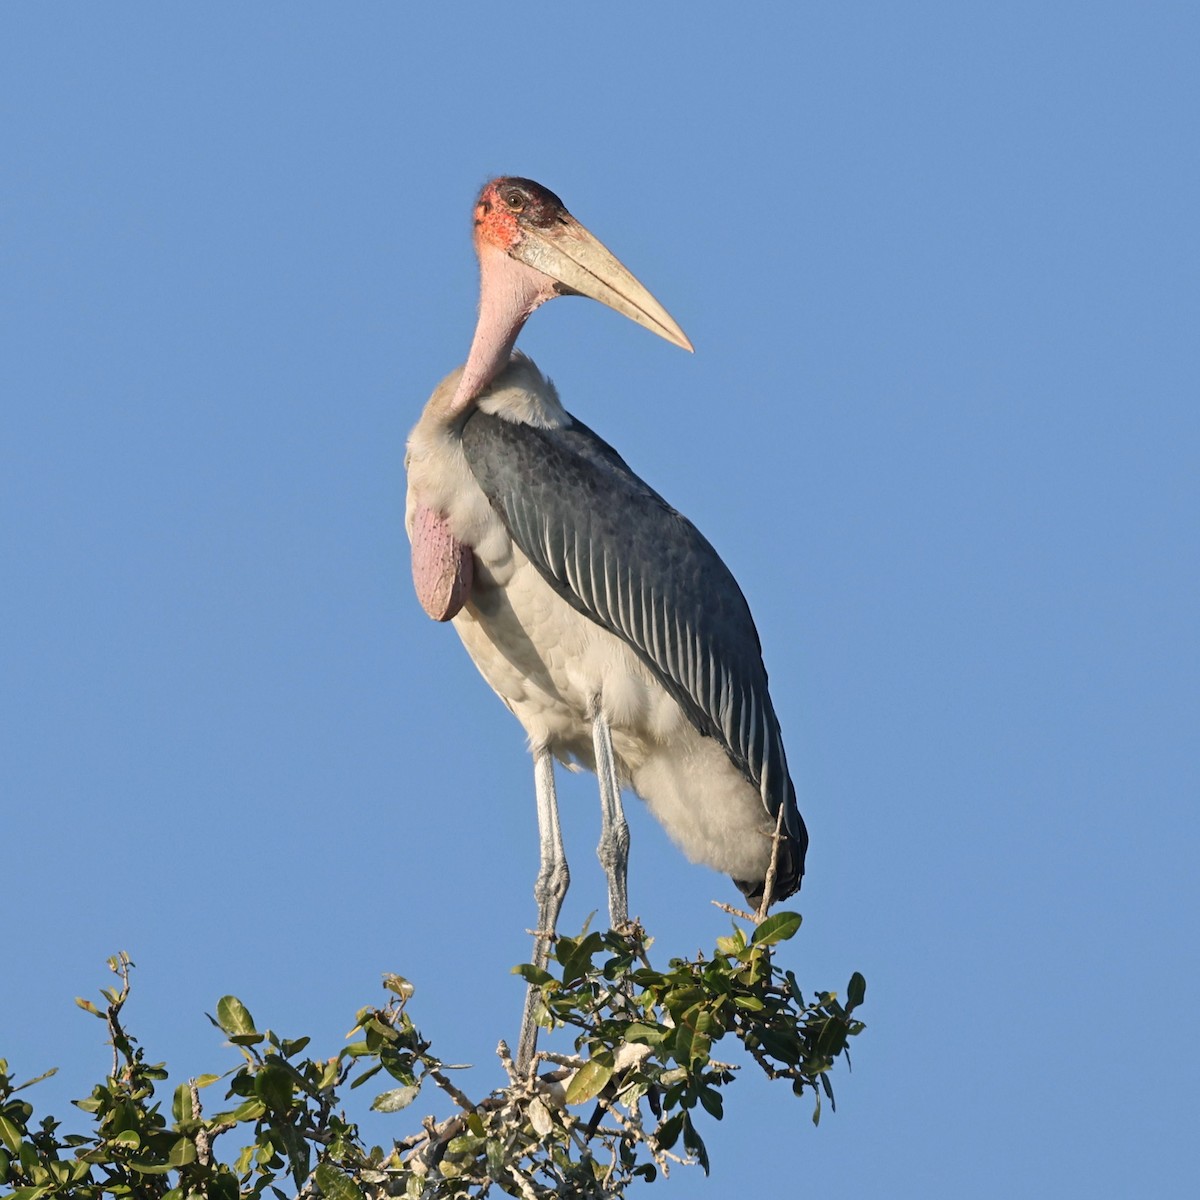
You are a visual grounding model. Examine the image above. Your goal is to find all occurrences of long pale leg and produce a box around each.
[516,747,569,1075]
[591,710,630,929]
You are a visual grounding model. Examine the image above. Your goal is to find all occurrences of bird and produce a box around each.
[405,177,807,1070]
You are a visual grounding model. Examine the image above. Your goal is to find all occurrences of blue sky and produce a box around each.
[2,3,1197,1195]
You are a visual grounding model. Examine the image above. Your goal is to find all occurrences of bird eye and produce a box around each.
[505,191,525,211]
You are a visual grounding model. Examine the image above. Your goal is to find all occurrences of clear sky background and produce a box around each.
[3,4,1197,1196]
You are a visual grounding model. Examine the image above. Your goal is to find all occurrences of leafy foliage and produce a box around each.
[0,921,864,1199]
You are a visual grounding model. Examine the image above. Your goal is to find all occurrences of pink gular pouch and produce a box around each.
[411,503,474,622]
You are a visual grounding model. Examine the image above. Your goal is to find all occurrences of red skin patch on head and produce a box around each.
[474,183,522,253]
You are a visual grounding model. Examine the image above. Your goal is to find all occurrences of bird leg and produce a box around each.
[516,747,569,1075]
[591,708,630,930]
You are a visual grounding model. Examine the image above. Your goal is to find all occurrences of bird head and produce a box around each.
[472,177,693,352]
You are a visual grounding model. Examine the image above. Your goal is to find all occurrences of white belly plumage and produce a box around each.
[406,359,777,887]
[453,545,777,885]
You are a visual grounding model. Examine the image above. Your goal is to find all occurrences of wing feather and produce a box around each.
[461,408,805,858]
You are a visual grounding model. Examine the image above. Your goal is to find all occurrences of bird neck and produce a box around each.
[449,245,558,416]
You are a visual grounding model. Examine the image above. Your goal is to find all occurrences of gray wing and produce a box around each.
[460,408,806,858]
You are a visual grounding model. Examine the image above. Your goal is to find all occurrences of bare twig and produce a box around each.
[532,1050,585,1070]
[506,1163,543,1200]
[102,953,134,1079]
[755,804,788,923]
[427,1066,474,1111]
[597,1098,690,1177]
[497,1039,519,1084]
[190,1081,210,1164]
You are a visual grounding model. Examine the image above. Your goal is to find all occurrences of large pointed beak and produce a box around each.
[512,215,694,352]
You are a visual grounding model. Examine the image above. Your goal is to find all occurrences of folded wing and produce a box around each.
[461,408,807,884]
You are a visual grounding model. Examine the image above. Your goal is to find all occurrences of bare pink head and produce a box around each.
[449,177,692,415]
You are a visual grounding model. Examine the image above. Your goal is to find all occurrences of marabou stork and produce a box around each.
[405,178,807,1069]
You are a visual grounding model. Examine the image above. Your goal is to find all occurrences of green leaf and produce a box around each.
[733,995,766,1011]
[758,1025,802,1063]
[565,1059,613,1106]
[674,1005,716,1066]
[815,1015,849,1060]
[129,1159,174,1176]
[232,1098,266,1122]
[751,910,803,946]
[314,1161,364,1200]
[192,1073,221,1089]
[12,1069,57,1093]
[682,1112,710,1175]
[209,1169,240,1200]
[370,1085,420,1113]
[623,1021,667,1045]
[698,1086,724,1120]
[784,969,805,1006]
[846,971,866,1012]
[655,1112,684,1151]
[348,1062,383,1089]
[512,964,555,987]
[446,1133,483,1159]
[0,1114,21,1154]
[552,933,579,961]
[558,931,605,982]
[662,985,706,1020]
[255,1065,294,1113]
[485,1137,506,1179]
[381,974,414,999]
[379,1053,418,1087]
[716,923,748,953]
[167,1138,197,1168]
[215,995,256,1037]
